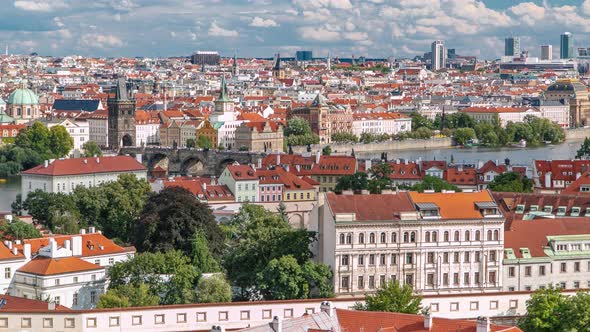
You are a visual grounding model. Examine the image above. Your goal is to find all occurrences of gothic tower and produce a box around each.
[232,52,239,76]
[108,78,136,149]
[272,53,285,79]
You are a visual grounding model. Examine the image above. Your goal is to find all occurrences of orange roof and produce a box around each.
[409,190,497,219]
[326,192,416,221]
[17,233,130,258]
[226,164,257,180]
[0,295,70,312]
[17,256,103,276]
[21,156,145,176]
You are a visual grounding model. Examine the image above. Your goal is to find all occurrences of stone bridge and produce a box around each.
[120,147,266,176]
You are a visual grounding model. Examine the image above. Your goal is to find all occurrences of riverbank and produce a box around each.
[292,137,453,155]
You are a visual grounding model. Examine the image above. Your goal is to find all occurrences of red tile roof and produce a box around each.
[409,190,497,219]
[0,295,70,312]
[445,167,477,186]
[21,156,146,176]
[535,160,590,186]
[326,192,415,221]
[17,256,103,276]
[563,170,590,194]
[16,233,131,258]
[226,164,257,180]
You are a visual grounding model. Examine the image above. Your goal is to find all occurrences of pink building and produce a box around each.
[256,169,284,202]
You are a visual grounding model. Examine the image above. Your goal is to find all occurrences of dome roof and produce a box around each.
[7,87,39,105]
[547,80,586,93]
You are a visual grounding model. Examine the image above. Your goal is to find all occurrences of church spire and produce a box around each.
[232,51,239,76]
[218,75,230,102]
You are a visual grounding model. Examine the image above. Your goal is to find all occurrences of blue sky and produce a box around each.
[2,0,590,59]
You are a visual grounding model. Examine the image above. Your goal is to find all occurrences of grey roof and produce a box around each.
[416,202,439,210]
[475,201,498,209]
[239,311,339,332]
[311,94,329,107]
[52,99,100,112]
[115,77,128,101]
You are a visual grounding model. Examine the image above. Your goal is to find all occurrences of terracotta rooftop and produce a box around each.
[21,156,146,176]
[409,190,498,219]
[226,164,257,180]
[17,256,103,276]
[0,295,70,312]
[326,192,415,221]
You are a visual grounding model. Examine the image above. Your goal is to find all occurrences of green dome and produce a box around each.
[8,88,39,105]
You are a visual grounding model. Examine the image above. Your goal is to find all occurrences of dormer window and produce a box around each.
[557,206,567,216]
[581,185,590,192]
[585,207,590,217]
[416,202,440,218]
[530,205,539,212]
[476,202,500,217]
[520,248,531,259]
[515,204,525,214]
[543,205,553,213]
[571,207,581,217]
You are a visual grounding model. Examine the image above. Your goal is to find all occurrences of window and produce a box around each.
[465,230,470,241]
[475,231,481,241]
[453,273,459,285]
[432,231,437,242]
[87,318,97,328]
[391,232,397,243]
[155,314,165,324]
[490,301,498,309]
[464,272,470,285]
[403,232,409,243]
[284,309,293,318]
[575,262,581,272]
[464,252,470,262]
[339,233,345,244]
[430,303,439,312]
[369,254,375,265]
[487,230,492,241]
[525,266,531,277]
[219,311,228,321]
[55,278,60,286]
[539,265,546,276]
[90,291,97,304]
[73,293,78,306]
[444,231,449,242]
[64,318,75,328]
[91,274,96,281]
[4,268,10,279]
[427,252,434,264]
[561,262,567,273]
[55,296,60,305]
[21,318,31,328]
[489,271,497,284]
[405,253,413,264]
[489,251,496,262]
[341,276,350,290]
[425,231,431,242]
[380,254,386,265]
[108,258,114,265]
[454,231,460,241]
[359,233,365,244]
[43,318,53,328]
[560,282,567,288]
[358,276,364,289]
[453,252,459,263]
[475,251,481,262]
[470,301,479,311]
[369,276,375,289]
[509,267,515,277]
[240,311,250,320]
[109,316,120,327]
[475,272,480,285]
[391,254,397,265]
[262,310,271,319]
[346,234,352,244]
[509,300,518,309]
[341,255,349,266]
[132,315,142,325]
[574,281,580,288]
[410,232,416,242]
[450,302,459,311]
[380,232,386,243]
[0,318,6,328]
[305,308,315,315]
[443,252,449,263]
[443,273,449,286]
[369,233,376,243]
[358,255,364,266]
[405,273,413,286]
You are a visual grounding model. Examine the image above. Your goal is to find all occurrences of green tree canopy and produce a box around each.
[453,127,476,145]
[97,283,159,308]
[285,117,320,146]
[191,230,220,273]
[354,281,423,314]
[196,274,232,303]
[186,138,196,148]
[197,135,212,149]
[576,137,590,159]
[410,112,433,130]
[488,172,533,193]
[0,218,41,240]
[331,132,358,143]
[108,250,199,305]
[409,175,461,192]
[82,141,102,157]
[334,172,368,193]
[519,287,568,332]
[134,186,223,257]
[322,145,332,156]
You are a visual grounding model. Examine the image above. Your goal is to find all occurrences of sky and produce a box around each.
[2,0,590,59]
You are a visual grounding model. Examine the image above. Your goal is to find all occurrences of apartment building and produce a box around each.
[320,190,504,296]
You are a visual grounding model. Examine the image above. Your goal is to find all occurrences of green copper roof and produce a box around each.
[0,112,14,124]
[8,87,39,105]
[218,76,230,102]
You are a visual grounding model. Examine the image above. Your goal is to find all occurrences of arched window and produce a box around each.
[432,231,438,242]
[359,233,365,244]
[493,230,499,241]
[475,231,481,241]
[465,230,470,241]
[380,232,386,243]
[425,231,431,243]
[487,230,493,241]
[346,233,352,244]
[403,232,409,243]
[369,233,376,244]
[410,232,416,243]
[444,231,449,242]
[391,232,397,243]
[339,233,345,244]
[454,231,460,242]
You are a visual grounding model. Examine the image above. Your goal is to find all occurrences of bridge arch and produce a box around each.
[181,157,205,176]
[148,153,169,171]
[216,158,237,174]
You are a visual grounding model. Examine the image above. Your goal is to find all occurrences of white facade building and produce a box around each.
[45,118,90,157]
[352,112,412,137]
[83,112,108,148]
[431,40,446,71]
[20,156,147,200]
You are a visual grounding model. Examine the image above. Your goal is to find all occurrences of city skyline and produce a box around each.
[1,0,590,59]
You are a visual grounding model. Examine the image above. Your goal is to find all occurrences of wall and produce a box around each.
[565,128,590,140]
[293,138,453,155]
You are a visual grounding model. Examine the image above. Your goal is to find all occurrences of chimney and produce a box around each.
[476,317,490,332]
[71,236,82,256]
[320,301,333,317]
[12,247,17,256]
[257,158,262,169]
[135,154,142,163]
[365,159,372,171]
[424,313,432,330]
[80,229,86,235]
[316,151,321,164]
[6,242,12,250]
[544,172,552,189]
[296,164,301,172]
[577,172,582,180]
[96,157,100,164]
[203,182,207,190]
[49,239,57,257]
[44,160,49,168]
[24,243,31,259]
[48,302,56,311]
[271,316,282,332]
[89,226,96,233]
[277,154,281,165]
[83,159,88,164]
[64,240,71,251]
[285,164,290,173]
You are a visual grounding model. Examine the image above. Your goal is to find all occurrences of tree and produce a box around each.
[410,112,433,130]
[413,127,433,139]
[258,255,309,300]
[48,125,74,158]
[332,132,358,143]
[488,172,533,193]
[334,172,368,193]
[561,292,590,330]
[82,141,102,157]
[577,137,590,159]
[0,218,41,240]
[368,162,393,194]
[186,138,196,148]
[285,117,313,137]
[11,194,23,216]
[519,287,567,332]
[108,250,199,305]
[134,186,223,257]
[197,135,212,149]
[191,231,220,273]
[322,145,332,156]
[23,190,78,231]
[453,127,476,145]
[97,283,159,308]
[354,281,422,314]
[196,274,232,303]
[410,175,461,192]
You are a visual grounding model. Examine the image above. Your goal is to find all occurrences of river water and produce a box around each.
[0,139,585,213]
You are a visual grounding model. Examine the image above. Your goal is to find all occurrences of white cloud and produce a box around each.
[584,0,590,15]
[509,2,545,26]
[298,26,340,42]
[13,0,66,12]
[208,22,239,37]
[81,34,124,49]
[250,17,279,28]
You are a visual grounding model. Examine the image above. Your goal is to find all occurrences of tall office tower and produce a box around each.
[431,40,446,71]
[295,50,313,61]
[541,45,553,60]
[561,32,574,59]
[505,37,520,56]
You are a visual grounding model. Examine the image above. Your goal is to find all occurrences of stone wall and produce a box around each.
[293,137,453,155]
[565,128,590,141]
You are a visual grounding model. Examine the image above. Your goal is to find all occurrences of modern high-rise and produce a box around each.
[560,32,574,59]
[296,50,313,62]
[504,37,520,56]
[541,45,553,60]
[431,40,446,71]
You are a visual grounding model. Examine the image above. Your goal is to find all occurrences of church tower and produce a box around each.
[272,53,285,79]
[210,75,236,123]
[232,52,239,76]
[108,78,136,149]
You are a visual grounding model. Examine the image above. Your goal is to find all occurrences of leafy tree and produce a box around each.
[23,190,78,231]
[15,122,53,159]
[108,250,199,305]
[197,135,212,149]
[519,287,567,332]
[561,292,590,330]
[134,186,223,257]
[98,283,159,308]
[331,132,358,143]
[50,210,80,235]
[322,145,332,156]
[410,175,461,192]
[488,172,533,193]
[453,127,476,145]
[82,141,102,157]
[335,172,368,194]
[368,162,393,194]
[0,218,41,240]
[191,231,220,273]
[413,127,433,139]
[410,112,433,130]
[11,194,23,216]
[196,274,232,303]
[258,255,309,300]
[0,161,22,178]
[285,117,313,137]
[354,281,422,314]
[186,138,196,148]
[48,125,74,158]
[301,261,334,298]
[359,132,376,143]
[576,137,590,159]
